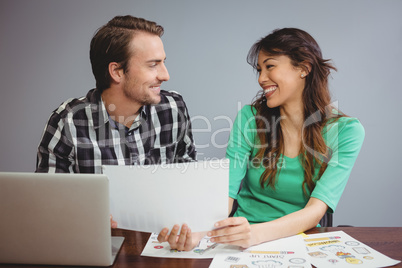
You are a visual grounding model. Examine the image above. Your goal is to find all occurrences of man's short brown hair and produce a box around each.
[90,15,164,93]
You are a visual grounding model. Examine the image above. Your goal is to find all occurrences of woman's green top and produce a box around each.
[226,105,365,224]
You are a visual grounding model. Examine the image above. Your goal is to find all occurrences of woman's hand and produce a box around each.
[207,217,258,248]
[157,224,201,251]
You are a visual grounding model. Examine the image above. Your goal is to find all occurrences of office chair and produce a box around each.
[228,199,238,217]
[319,212,333,227]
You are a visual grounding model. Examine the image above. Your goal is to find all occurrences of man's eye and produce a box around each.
[266,65,273,69]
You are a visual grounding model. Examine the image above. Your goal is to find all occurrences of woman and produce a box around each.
[158,28,365,250]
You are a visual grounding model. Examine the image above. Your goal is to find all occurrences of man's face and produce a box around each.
[122,32,170,106]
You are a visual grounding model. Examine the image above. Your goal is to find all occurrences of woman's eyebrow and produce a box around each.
[262,57,275,64]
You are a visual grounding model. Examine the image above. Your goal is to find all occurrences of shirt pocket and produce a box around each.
[145,142,179,164]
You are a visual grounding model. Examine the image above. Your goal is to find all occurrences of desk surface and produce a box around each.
[1,227,401,268]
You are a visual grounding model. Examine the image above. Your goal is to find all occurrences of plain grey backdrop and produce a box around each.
[1,0,401,227]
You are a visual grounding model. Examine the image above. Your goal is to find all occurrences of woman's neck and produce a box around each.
[279,104,304,158]
[279,103,304,132]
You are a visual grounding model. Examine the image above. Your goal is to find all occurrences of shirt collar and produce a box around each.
[86,89,108,130]
[89,89,148,130]
[129,106,147,130]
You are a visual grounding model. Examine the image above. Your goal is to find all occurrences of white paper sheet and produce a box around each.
[141,233,240,259]
[141,233,311,265]
[303,231,401,267]
[103,159,229,233]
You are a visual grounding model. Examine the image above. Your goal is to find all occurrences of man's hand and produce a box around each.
[110,214,118,229]
[157,224,201,251]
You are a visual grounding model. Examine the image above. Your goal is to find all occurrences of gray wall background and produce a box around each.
[1,0,401,227]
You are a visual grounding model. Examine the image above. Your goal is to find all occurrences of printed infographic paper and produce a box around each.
[303,231,400,267]
[209,235,312,268]
[141,230,400,268]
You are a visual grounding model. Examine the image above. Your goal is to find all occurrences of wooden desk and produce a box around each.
[111,227,402,268]
[1,227,401,267]
[113,227,402,268]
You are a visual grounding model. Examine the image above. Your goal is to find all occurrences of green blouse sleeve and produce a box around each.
[311,117,365,213]
[226,105,257,198]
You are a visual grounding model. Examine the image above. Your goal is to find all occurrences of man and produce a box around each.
[36,15,196,173]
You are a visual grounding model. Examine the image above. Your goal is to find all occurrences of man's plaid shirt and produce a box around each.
[36,88,196,173]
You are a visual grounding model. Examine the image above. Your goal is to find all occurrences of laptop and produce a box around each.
[0,172,124,266]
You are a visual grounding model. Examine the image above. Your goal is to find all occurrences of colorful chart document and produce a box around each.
[303,231,400,267]
[209,235,312,268]
[142,230,401,268]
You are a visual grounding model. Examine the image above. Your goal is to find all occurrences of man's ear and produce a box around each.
[108,62,124,83]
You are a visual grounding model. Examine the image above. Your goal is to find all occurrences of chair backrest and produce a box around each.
[229,199,238,217]
[319,213,333,227]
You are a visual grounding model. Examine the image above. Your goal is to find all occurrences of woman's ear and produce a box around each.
[298,62,311,79]
[108,62,124,83]
[301,61,312,76]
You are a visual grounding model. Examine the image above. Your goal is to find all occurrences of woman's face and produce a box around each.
[257,51,306,110]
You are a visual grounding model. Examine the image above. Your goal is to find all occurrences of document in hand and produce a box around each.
[102,159,229,233]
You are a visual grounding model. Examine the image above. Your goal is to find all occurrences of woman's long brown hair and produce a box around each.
[247,28,342,195]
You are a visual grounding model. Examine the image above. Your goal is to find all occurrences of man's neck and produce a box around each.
[101,87,142,128]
